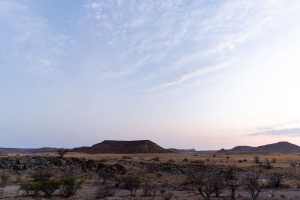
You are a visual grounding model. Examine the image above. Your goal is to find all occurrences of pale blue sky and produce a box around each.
[1,0,300,149]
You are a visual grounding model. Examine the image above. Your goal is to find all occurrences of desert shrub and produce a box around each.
[186,167,221,200]
[182,158,188,163]
[122,156,132,159]
[122,175,142,196]
[112,163,127,175]
[142,179,152,196]
[224,165,241,200]
[31,170,54,182]
[151,157,160,162]
[244,172,262,200]
[271,158,276,163]
[19,181,41,196]
[269,173,283,188]
[290,161,298,168]
[213,154,216,157]
[162,192,173,200]
[60,176,83,197]
[254,156,260,164]
[243,159,247,162]
[0,189,3,198]
[39,180,61,197]
[56,148,68,158]
[265,158,272,169]
[206,158,210,162]
[99,163,127,185]
[95,185,115,198]
[238,160,242,163]
[0,171,11,186]
[167,159,175,163]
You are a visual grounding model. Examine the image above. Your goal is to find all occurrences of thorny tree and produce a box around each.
[244,172,262,200]
[223,165,241,200]
[186,165,220,200]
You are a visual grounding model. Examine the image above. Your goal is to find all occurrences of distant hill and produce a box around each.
[229,142,300,153]
[217,148,230,153]
[0,147,58,154]
[71,140,172,154]
[230,146,256,153]
[168,148,197,153]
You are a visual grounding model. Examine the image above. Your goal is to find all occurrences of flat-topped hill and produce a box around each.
[71,140,172,154]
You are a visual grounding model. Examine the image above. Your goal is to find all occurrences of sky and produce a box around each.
[1,0,300,150]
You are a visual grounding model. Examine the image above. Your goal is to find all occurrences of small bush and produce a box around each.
[122,156,132,159]
[151,157,160,162]
[269,173,283,188]
[0,171,10,186]
[31,170,54,182]
[56,148,68,158]
[39,180,61,197]
[254,156,260,164]
[182,158,188,163]
[95,185,115,198]
[60,176,83,197]
[123,175,142,196]
[162,192,173,200]
[19,181,41,196]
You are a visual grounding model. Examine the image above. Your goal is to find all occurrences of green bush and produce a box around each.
[19,181,41,196]
[39,180,61,197]
[123,175,142,196]
[60,176,83,197]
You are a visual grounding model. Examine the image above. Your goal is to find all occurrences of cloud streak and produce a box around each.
[248,128,300,137]
[81,0,288,85]
[163,63,228,87]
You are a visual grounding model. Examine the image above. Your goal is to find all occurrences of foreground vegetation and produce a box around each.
[1,152,300,199]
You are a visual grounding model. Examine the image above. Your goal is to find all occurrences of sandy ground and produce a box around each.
[2,184,300,199]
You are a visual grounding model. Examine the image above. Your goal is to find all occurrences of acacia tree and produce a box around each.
[56,148,68,158]
[244,172,262,200]
[269,173,283,188]
[186,166,219,200]
[223,165,241,200]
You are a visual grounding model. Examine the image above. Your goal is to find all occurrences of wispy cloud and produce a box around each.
[163,63,227,87]
[0,1,73,75]
[82,0,288,83]
[248,128,300,137]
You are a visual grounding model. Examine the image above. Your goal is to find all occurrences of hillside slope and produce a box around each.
[72,140,172,154]
[229,141,300,153]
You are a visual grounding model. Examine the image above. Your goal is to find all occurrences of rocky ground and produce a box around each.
[1,154,300,199]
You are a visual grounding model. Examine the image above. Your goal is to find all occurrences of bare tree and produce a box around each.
[290,161,298,168]
[56,148,68,158]
[186,167,218,200]
[265,158,272,169]
[253,156,260,164]
[223,165,241,200]
[244,172,262,200]
[269,173,283,188]
[213,171,225,197]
